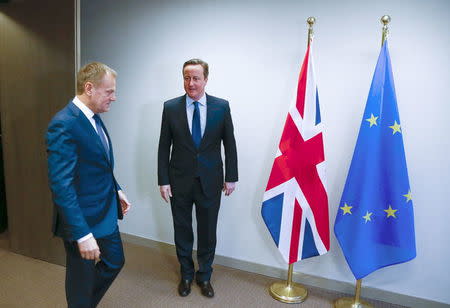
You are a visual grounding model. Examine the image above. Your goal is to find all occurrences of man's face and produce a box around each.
[87,72,116,113]
[183,64,207,101]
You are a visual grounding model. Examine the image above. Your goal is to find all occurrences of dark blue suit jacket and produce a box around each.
[158,94,238,198]
[46,102,122,241]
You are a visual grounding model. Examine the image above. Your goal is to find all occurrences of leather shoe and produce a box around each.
[178,279,192,297]
[197,280,214,298]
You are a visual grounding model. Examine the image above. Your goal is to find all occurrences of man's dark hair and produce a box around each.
[183,58,209,79]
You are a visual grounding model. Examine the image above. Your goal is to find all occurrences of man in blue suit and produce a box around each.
[158,59,238,298]
[46,62,131,308]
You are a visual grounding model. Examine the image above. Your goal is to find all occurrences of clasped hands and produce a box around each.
[159,182,236,203]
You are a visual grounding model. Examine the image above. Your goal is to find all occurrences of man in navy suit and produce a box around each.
[46,62,131,308]
[158,59,238,298]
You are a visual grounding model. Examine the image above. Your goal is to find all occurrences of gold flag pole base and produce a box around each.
[268,264,308,304]
[334,279,373,308]
[269,281,308,304]
[334,297,373,308]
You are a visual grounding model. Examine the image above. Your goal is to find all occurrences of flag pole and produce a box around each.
[267,16,318,304]
[334,15,392,308]
[269,263,308,303]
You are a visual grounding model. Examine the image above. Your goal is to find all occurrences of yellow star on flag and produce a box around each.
[403,190,412,203]
[389,121,402,134]
[340,203,353,215]
[365,114,378,127]
[362,211,373,223]
[384,205,398,218]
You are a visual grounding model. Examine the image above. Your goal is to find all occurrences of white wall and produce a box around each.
[81,0,450,304]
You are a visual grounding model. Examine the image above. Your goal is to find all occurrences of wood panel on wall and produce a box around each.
[0,0,76,265]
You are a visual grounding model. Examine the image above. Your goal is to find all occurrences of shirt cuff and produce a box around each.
[77,233,93,243]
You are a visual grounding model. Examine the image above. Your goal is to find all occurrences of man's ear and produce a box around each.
[84,82,93,95]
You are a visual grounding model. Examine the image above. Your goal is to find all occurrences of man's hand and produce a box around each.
[78,237,100,261]
[118,190,131,215]
[223,182,236,196]
[159,185,172,203]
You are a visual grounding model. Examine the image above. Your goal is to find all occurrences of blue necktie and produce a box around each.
[192,101,201,148]
[93,114,110,160]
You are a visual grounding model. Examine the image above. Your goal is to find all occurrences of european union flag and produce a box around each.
[334,41,416,280]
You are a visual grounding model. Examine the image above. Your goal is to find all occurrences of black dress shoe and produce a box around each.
[197,280,214,298]
[178,279,192,297]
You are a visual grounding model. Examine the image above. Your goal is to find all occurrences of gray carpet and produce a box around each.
[0,240,408,308]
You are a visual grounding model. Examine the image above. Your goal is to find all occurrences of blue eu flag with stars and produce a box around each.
[334,41,416,280]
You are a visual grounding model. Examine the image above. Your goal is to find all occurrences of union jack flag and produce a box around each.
[262,42,330,264]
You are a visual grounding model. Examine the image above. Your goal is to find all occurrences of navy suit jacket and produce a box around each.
[158,94,238,198]
[46,102,122,241]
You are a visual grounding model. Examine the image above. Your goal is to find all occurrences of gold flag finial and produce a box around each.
[381,15,391,46]
[307,17,316,46]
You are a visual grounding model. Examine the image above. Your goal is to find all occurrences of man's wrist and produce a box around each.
[77,233,93,243]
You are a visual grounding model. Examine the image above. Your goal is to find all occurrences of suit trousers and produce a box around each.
[170,177,221,282]
[63,227,124,308]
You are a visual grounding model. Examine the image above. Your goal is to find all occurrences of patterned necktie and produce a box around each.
[192,101,201,148]
[93,114,110,160]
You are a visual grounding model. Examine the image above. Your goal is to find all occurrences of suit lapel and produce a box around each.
[199,94,214,149]
[177,95,197,151]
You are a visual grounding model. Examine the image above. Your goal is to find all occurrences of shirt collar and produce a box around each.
[72,96,95,119]
[186,94,206,107]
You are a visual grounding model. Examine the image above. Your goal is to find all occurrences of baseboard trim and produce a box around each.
[121,233,448,308]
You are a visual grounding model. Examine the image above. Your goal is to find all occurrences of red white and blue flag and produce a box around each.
[262,42,330,264]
